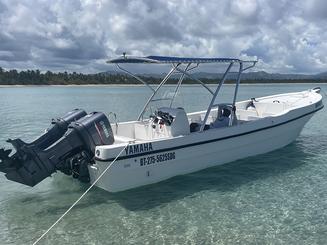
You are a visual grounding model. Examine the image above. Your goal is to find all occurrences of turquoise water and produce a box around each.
[0,84,326,244]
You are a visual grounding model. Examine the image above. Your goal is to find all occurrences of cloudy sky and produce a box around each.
[0,0,326,74]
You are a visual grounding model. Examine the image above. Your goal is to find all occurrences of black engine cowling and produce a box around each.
[0,110,114,186]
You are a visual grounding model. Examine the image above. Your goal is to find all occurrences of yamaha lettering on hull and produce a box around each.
[125,143,153,155]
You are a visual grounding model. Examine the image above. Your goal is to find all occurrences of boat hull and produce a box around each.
[89,106,320,192]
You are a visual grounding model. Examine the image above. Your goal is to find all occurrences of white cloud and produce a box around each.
[0,0,326,74]
[230,0,258,20]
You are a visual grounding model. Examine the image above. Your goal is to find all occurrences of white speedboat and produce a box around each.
[0,56,323,192]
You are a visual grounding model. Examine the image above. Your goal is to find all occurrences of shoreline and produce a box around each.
[1,82,327,87]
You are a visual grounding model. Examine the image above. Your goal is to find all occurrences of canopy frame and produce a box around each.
[107,55,257,131]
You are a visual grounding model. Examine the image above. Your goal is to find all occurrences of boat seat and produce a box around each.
[157,107,190,136]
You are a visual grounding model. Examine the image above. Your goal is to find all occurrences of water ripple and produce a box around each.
[0,84,326,244]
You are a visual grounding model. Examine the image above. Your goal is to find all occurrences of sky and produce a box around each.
[0,0,326,74]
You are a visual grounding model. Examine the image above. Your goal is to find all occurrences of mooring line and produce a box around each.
[33,142,131,245]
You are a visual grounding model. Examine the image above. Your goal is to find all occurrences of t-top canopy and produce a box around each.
[107,55,253,64]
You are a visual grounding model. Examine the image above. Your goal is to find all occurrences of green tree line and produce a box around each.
[0,67,135,85]
[0,67,325,85]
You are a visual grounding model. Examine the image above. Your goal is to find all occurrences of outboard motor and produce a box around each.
[0,111,114,187]
[7,109,87,151]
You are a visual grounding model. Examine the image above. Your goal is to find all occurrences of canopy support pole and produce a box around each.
[173,65,214,95]
[241,61,257,72]
[229,62,243,126]
[200,62,234,132]
[116,64,155,93]
[169,63,191,108]
[137,64,180,120]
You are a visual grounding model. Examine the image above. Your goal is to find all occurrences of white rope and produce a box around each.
[33,143,130,245]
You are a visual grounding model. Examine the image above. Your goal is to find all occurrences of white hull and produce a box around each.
[89,90,323,192]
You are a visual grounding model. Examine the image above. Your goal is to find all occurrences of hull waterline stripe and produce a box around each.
[96,105,324,162]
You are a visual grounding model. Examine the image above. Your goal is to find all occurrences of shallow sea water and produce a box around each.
[0,84,326,244]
